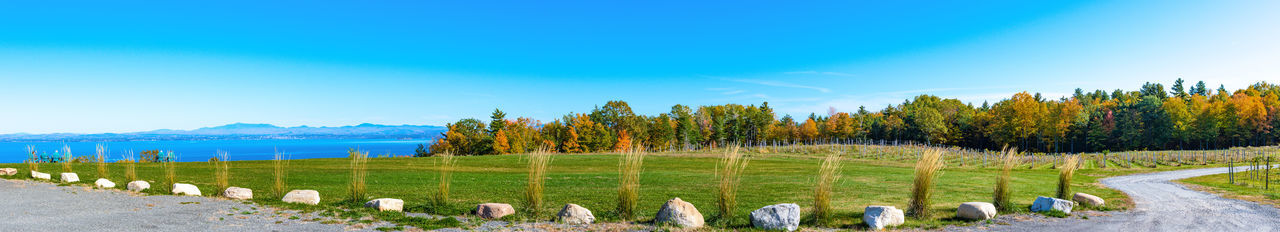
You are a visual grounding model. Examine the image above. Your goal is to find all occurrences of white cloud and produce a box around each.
[729,78,832,93]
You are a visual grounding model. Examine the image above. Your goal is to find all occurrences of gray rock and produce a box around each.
[1030,196,1074,213]
[0,168,16,176]
[1073,192,1105,207]
[655,197,704,228]
[556,203,595,224]
[282,190,321,205]
[750,203,800,231]
[94,178,116,188]
[956,202,997,220]
[60,173,80,183]
[365,198,404,212]
[126,181,150,192]
[474,203,515,219]
[223,187,253,200]
[863,205,904,230]
[31,171,50,180]
[171,183,201,196]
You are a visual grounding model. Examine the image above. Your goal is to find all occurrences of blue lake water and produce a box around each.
[0,139,433,163]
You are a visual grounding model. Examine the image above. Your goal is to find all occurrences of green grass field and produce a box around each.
[1180,168,1280,205]
[1,148,1216,230]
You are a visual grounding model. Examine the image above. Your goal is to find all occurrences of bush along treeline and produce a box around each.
[429,79,1280,155]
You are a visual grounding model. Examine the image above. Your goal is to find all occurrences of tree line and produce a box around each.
[428,79,1280,155]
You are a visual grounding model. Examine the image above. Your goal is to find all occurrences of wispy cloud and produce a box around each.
[784,70,856,77]
[722,90,745,95]
[728,78,831,93]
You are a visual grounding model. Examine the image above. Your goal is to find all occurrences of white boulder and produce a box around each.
[365,198,404,212]
[863,205,905,230]
[172,183,201,196]
[750,203,800,231]
[60,173,80,182]
[1030,196,1074,214]
[94,178,116,188]
[0,168,16,176]
[556,203,595,224]
[223,187,253,200]
[655,197,705,228]
[1073,193,1105,207]
[475,203,515,219]
[126,181,150,192]
[282,190,321,205]
[31,171,51,180]
[956,202,997,220]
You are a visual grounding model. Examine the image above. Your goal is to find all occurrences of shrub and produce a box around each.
[349,149,370,202]
[907,149,945,219]
[1057,155,1081,199]
[993,148,1018,211]
[715,146,750,224]
[273,150,290,197]
[813,151,842,226]
[431,151,457,211]
[617,149,645,220]
[523,149,552,218]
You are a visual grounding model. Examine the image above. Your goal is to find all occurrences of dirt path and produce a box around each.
[958,166,1280,231]
[0,179,380,231]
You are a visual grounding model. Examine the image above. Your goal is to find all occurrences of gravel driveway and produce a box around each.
[964,166,1280,232]
[0,179,375,231]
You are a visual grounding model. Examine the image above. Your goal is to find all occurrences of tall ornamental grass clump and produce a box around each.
[162,159,177,192]
[907,149,946,219]
[95,144,108,179]
[61,145,74,173]
[715,146,750,223]
[348,149,370,202]
[617,149,646,220]
[125,150,137,182]
[431,151,457,210]
[214,151,230,194]
[993,147,1018,211]
[813,151,843,226]
[272,151,290,197]
[523,149,552,217]
[1057,155,1081,199]
[26,145,38,173]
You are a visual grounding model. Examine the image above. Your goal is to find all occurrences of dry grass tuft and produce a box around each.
[125,150,138,182]
[715,146,750,223]
[993,147,1018,211]
[348,148,370,202]
[1057,155,1081,199]
[617,148,646,220]
[908,148,946,219]
[813,151,843,226]
[523,149,552,217]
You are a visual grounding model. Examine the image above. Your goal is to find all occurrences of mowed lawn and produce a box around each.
[3,150,1143,229]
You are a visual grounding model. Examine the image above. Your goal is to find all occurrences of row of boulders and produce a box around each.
[9,168,1105,230]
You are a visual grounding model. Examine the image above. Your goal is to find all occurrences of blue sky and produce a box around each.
[2,1,1278,134]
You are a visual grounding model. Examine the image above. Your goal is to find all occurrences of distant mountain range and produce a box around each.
[0,123,447,142]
